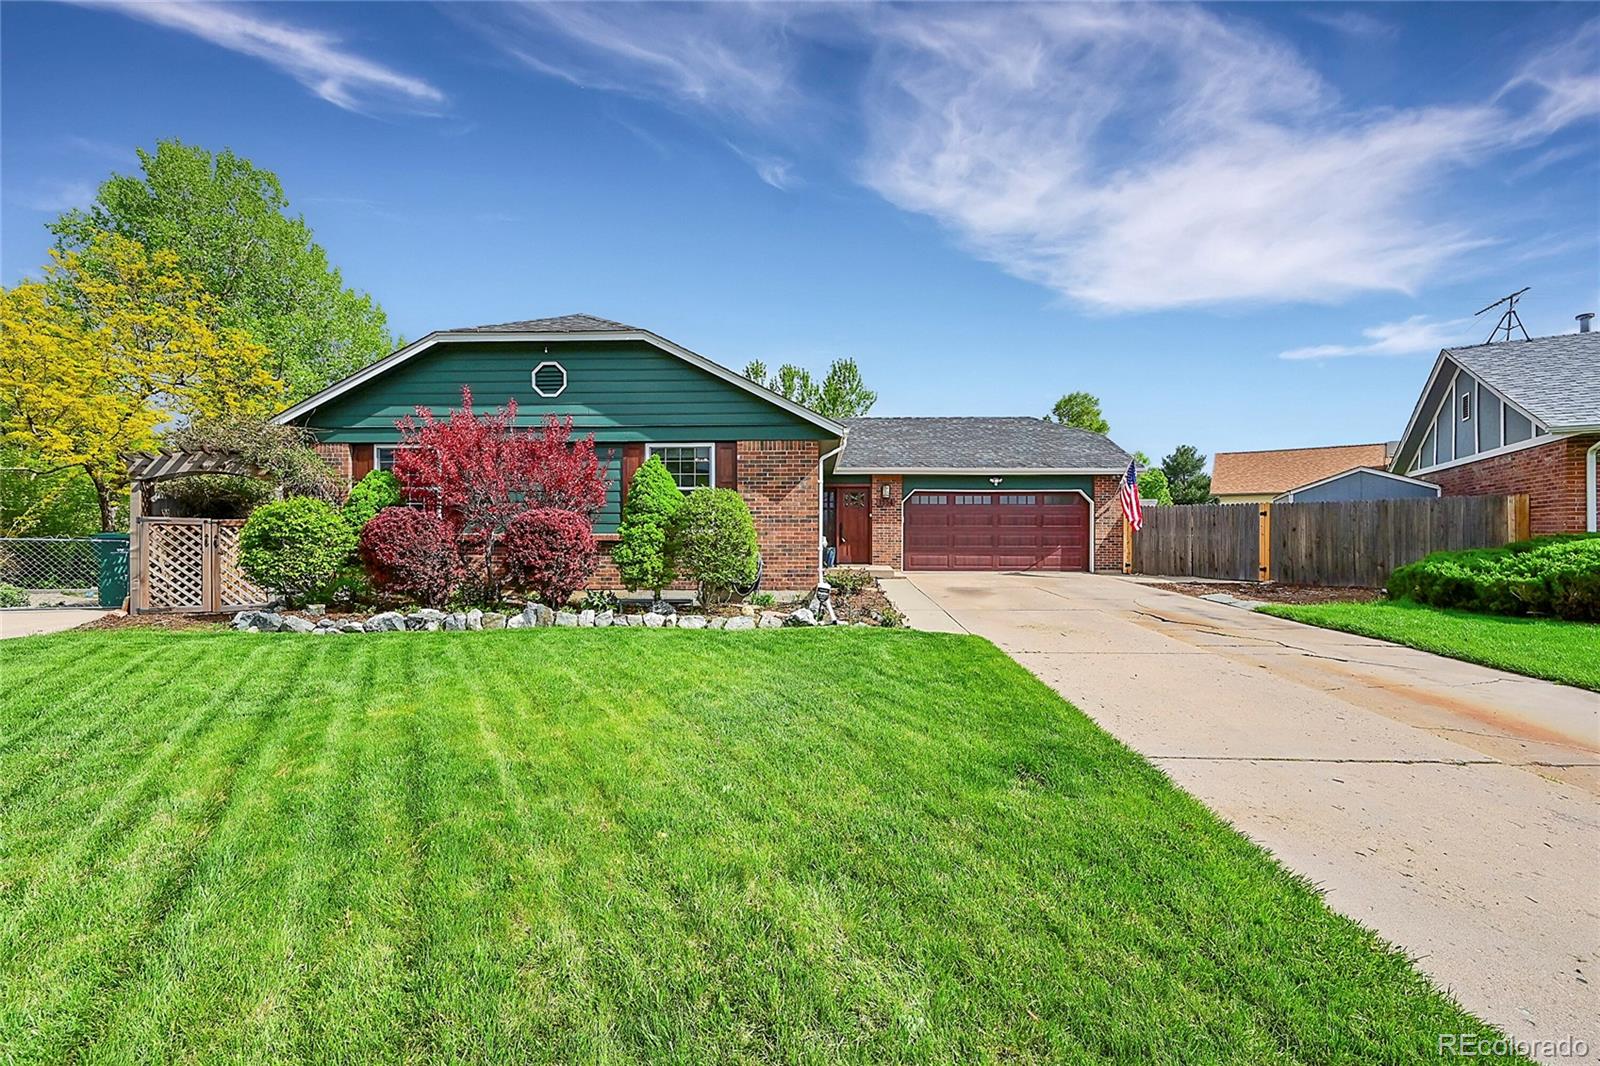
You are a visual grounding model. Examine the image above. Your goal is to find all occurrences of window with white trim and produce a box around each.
[373,444,417,473]
[372,445,438,511]
[647,444,714,490]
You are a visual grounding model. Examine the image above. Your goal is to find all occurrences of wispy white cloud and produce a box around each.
[1278,315,1475,360]
[1302,9,1399,40]
[457,3,1598,312]
[9,179,97,213]
[76,1,444,113]
[726,142,798,190]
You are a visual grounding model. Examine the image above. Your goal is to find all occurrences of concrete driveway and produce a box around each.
[0,608,110,639]
[885,571,1600,1059]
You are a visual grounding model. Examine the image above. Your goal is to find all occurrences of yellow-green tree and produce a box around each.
[0,233,282,530]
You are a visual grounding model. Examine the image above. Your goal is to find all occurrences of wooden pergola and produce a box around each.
[126,449,272,614]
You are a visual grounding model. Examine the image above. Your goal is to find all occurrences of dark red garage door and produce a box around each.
[904,492,1090,571]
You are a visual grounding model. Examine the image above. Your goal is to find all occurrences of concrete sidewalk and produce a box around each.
[888,571,1600,1060]
[0,609,109,639]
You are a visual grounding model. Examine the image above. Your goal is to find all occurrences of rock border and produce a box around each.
[232,583,885,634]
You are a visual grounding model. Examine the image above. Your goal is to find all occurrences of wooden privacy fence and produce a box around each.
[1128,494,1529,588]
[131,517,270,613]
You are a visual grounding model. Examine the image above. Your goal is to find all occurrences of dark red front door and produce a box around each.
[834,487,872,564]
[904,491,1089,571]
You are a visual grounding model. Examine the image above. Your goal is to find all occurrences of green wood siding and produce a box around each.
[299,340,834,443]
[295,339,836,534]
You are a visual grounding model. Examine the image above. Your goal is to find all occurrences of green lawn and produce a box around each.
[0,628,1522,1064]
[1260,600,1600,692]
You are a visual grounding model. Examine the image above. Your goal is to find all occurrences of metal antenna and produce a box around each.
[1474,287,1531,343]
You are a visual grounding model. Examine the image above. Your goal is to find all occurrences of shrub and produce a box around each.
[750,591,776,608]
[161,416,342,517]
[1387,535,1600,621]
[668,488,758,606]
[358,507,463,607]
[504,508,597,607]
[342,470,402,531]
[0,583,29,608]
[612,456,685,599]
[580,589,620,613]
[239,497,356,599]
[826,568,872,595]
[307,565,379,610]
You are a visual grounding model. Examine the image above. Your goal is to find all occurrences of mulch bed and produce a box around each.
[1148,581,1385,605]
[77,611,231,631]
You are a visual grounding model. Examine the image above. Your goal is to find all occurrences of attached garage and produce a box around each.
[827,416,1133,574]
[904,491,1090,571]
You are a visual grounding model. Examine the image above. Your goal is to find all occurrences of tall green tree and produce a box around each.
[1046,391,1110,434]
[1161,444,1214,504]
[50,139,394,402]
[743,358,877,420]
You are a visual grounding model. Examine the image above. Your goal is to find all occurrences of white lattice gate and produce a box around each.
[133,518,271,614]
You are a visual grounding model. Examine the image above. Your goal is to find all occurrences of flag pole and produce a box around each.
[1122,513,1133,574]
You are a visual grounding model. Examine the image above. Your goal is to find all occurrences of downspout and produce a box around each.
[825,432,851,576]
[1587,440,1599,533]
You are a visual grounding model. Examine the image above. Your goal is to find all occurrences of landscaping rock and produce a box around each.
[406,609,446,631]
[578,609,595,627]
[652,600,677,616]
[506,613,527,629]
[481,611,507,629]
[444,612,467,632]
[708,617,727,629]
[786,608,817,627]
[555,610,579,627]
[595,610,613,628]
[758,612,784,629]
[678,615,707,630]
[740,605,756,617]
[365,611,405,632]
[281,615,316,634]
[724,616,755,630]
[642,612,665,628]
[663,615,677,627]
[466,609,483,631]
[523,603,554,627]
[339,621,364,633]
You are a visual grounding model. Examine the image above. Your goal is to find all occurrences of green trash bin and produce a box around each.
[91,532,130,607]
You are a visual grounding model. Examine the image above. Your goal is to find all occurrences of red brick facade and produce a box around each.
[1090,474,1125,572]
[737,439,822,590]
[1416,434,1596,535]
[868,475,904,569]
[315,443,354,496]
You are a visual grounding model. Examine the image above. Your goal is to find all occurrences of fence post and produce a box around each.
[1257,503,1272,583]
[1510,495,1530,542]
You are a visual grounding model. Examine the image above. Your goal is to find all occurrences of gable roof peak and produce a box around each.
[451,312,638,334]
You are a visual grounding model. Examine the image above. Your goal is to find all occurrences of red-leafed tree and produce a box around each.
[358,507,463,607]
[503,508,598,606]
[393,386,609,595]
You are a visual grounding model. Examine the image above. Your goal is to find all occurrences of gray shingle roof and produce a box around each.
[1444,332,1600,429]
[451,313,637,334]
[837,417,1130,472]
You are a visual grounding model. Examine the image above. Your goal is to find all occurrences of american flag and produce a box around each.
[1118,460,1144,532]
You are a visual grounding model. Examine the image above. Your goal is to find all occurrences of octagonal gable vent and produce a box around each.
[532,360,567,398]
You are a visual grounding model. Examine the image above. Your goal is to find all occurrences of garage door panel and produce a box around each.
[905,491,1090,571]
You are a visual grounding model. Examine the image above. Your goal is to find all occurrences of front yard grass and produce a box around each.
[1260,600,1600,692]
[0,627,1523,1063]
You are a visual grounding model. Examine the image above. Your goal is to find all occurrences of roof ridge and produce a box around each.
[1215,442,1389,456]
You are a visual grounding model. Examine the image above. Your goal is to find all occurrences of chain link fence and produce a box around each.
[0,536,128,606]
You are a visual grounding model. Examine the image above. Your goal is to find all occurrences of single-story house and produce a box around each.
[1273,467,1440,503]
[1389,329,1600,534]
[272,314,1134,590]
[1211,442,1397,504]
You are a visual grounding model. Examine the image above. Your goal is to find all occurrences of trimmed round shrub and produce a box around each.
[0,583,29,608]
[238,497,356,600]
[504,508,597,607]
[342,470,402,532]
[611,456,684,598]
[359,507,463,607]
[668,488,758,606]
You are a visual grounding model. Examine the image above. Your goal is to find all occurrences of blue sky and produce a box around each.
[3,2,1596,465]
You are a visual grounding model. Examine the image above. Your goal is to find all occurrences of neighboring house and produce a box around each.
[1211,443,1396,504]
[1390,330,1600,534]
[1274,467,1440,503]
[272,314,1134,589]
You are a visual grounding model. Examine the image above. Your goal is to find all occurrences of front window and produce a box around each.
[372,445,437,511]
[647,444,713,490]
[373,444,417,473]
